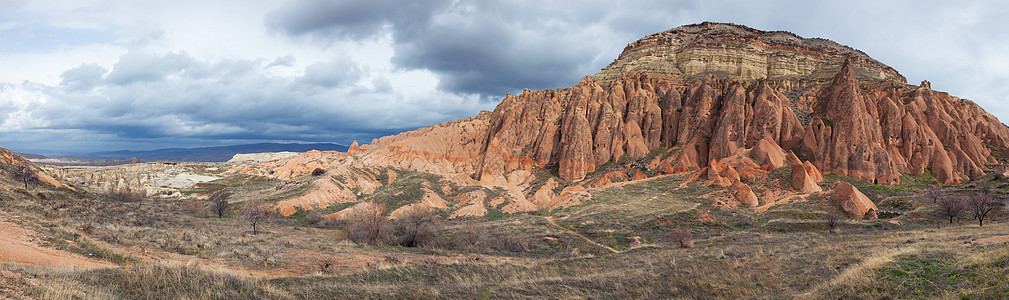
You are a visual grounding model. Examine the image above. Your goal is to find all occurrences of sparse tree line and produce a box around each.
[815,184,1007,233]
[931,185,1005,226]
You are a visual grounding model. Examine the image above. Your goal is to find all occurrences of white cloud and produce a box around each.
[0,0,1008,154]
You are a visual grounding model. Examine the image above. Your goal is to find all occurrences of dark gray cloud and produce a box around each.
[265,0,450,40]
[265,0,1009,118]
[266,0,641,96]
[0,50,485,154]
[2,0,1009,155]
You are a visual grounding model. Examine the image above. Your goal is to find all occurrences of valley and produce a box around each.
[1,22,1008,299]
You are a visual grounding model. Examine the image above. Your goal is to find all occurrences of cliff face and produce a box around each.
[593,22,906,83]
[475,57,1009,184]
[241,22,1009,217]
[474,72,802,182]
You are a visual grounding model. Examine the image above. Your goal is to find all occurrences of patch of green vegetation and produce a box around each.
[761,167,794,190]
[819,173,906,203]
[76,239,140,265]
[871,253,966,298]
[897,168,938,187]
[820,118,832,127]
[363,169,443,212]
[661,147,681,160]
[484,209,507,221]
[374,169,391,185]
[187,174,278,197]
[265,181,316,202]
[550,175,741,249]
[983,143,1008,164]
[39,227,139,265]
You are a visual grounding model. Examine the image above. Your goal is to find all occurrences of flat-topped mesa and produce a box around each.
[593,22,906,83]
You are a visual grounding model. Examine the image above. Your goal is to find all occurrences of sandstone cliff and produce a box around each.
[593,22,905,83]
[473,23,1009,185]
[233,22,1009,218]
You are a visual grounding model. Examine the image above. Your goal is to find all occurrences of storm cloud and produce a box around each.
[0,0,1008,154]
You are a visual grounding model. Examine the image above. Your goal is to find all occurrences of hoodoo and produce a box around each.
[252,22,1009,217]
[473,22,1009,185]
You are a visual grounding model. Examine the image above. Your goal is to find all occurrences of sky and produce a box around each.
[1,0,1008,155]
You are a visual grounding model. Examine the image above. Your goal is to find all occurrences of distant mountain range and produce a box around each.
[26,143,348,164]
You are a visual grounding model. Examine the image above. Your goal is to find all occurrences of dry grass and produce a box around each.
[2,165,1009,298]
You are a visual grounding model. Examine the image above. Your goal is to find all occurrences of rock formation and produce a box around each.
[0,147,70,189]
[472,23,1009,185]
[790,163,822,194]
[227,22,1009,218]
[835,182,878,219]
[593,22,905,83]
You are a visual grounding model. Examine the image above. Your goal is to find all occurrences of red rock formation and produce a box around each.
[790,164,822,194]
[751,137,788,168]
[238,22,1009,218]
[474,50,1009,185]
[731,181,758,207]
[0,147,69,189]
[835,182,878,219]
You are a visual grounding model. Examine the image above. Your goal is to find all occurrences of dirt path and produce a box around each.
[968,235,1009,244]
[545,216,619,254]
[0,217,113,269]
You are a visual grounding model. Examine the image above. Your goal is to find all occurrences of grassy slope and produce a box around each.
[2,164,1009,298]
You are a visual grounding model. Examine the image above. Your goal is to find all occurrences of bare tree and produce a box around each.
[8,165,39,190]
[346,203,392,245]
[823,211,842,233]
[925,185,942,203]
[938,197,966,224]
[967,193,998,226]
[394,206,441,248]
[242,200,271,234]
[667,229,694,248]
[979,185,993,197]
[455,221,487,253]
[209,191,231,218]
[106,185,146,209]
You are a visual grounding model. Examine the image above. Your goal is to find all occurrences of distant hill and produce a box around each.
[70,143,349,162]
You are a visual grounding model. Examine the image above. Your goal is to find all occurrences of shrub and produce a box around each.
[106,185,147,209]
[455,221,487,253]
[346,203,393,245]
[824,211,841,233]
[393,206,441,248]
[317,257,335,274]
[8,165,39,189]
[499,236,536,253]
[667,229,693,248]
[311,168,326,176]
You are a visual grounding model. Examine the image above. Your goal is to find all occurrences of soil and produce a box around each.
[0,216,112,269]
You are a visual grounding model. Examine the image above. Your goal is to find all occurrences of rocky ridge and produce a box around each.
[228,22,1009,218]
[593,22,905,83]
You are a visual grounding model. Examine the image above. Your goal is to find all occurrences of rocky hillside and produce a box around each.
[593,22,905,82]
[0,147,69,189]
[229,22,1009,218]
[476,22,1008,185]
